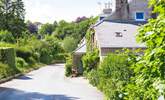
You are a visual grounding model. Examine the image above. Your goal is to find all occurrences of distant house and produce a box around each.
[73,0,152,68]
[91,0,153,60]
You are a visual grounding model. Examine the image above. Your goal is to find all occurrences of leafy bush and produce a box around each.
[0,30,15,43]
[123,0,165,99]
[63,37,78,53]
[0,63,17,79]
[39,23,54,35]
[16,46,33,61]
[16,57,28,69]
[0,42,15,48]
[39,36,64,64]
[86,53,132,100]
[0,47,16,68]
[87,69,99,86]
[82,49,99,73]
[39,48,53,64]
[44,35,64,58]
[65,54,73,77]
[53,53,66,63]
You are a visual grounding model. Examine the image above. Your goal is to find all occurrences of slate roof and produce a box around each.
[74,38,86,54]
[94,21,146,48]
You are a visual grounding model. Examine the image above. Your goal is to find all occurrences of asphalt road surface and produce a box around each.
[0,64,103,100]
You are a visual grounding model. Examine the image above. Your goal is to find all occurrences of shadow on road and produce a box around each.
[0,87,79,100]
[16,75,33,80]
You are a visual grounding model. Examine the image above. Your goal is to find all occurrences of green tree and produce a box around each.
[0,30,15,43]
[124,0,165,99]
[63,37,78,53]
[0,0,26,38]
[53,21,58,29]
[53,20,69,39]
[39,23,54,35]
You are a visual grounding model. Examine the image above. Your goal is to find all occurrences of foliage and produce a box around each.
[53,17,96,41]
[86,69,99,86]
[39,23,54,35]
[75,16,87,23]
[39,48,53,64]
[16,46,33,62]
[65,54,73,77]
[62,37,78,53]
[53,53,66,63]
[86,29,95,52]
[123,0,165,99]
[54,21,74,39]
[0,63,18,79]
[16,57,28,69]
[0,30,15,43]
[39,35,64,64]
[0,47,18,79]
[0,42,15,48]
[85,17,98,51]
[26,21,38,34]
[63,17,98,77]
[0,0,26,38]
[86,53,131,100]
[82,48,99,73]
[0,47,16,68]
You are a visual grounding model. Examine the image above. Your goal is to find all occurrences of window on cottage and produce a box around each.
[135,12,145,21]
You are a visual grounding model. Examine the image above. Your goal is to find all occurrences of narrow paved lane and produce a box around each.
[0,64,103,100]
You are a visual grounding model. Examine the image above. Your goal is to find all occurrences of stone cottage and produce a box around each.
[91,0,153,60]
[73,0,153,68]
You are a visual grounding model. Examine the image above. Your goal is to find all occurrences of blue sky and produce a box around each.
[24,0,108,23]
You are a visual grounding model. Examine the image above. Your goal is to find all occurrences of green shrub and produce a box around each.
[0,30,15,43]
[0,47,16,68]
[87,53,132,100]
[0,63,17,79]
[32,52,40,62]
[15,46,37,64]
[53,53,66,63]
[28,57,37,65]
[0,42,15,48]
[44,35,64,58]
[63,36,78,53]
[87,69,99,86]
[82,48,99,73]
[16,57,28,69]
[38,36,64,64]
[122,1,165,99]
[16,46,33,61]
[39,48,53,64]
[65,54,73,77]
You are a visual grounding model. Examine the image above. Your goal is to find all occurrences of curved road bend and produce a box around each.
[0,64,103,100]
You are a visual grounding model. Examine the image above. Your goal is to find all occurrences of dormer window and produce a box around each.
[115,32,123,37]
[135,12,145,21]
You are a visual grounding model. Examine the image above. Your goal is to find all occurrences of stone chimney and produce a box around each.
[99,1,113,21]
[109,0,129,20]
[103,2,112,14]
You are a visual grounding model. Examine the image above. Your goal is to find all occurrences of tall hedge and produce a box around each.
[86,53,132,100]
[0,47,16,68]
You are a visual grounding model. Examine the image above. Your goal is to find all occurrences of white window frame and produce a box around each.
[135,12,145,21]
